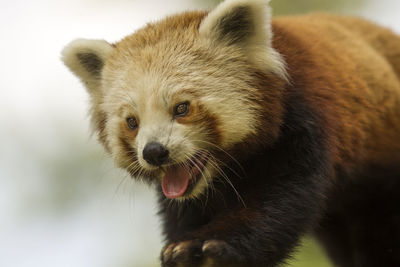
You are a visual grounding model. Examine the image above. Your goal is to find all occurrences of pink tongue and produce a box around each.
[162,165,190,199]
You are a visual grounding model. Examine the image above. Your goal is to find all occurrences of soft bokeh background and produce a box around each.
[1,0,399,266]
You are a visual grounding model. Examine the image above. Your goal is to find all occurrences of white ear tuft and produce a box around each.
[199,0,287,79]
[61,39,114,93]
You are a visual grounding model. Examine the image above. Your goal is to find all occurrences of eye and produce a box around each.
[126,117,138,130]
[173,102,190,117]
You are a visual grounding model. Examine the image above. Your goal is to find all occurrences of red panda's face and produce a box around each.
[62,0,287,200]
[101,37,266,199]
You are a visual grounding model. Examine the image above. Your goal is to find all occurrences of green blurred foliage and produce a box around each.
[288,237,333,267]
[204,0,367,15]
[270,0,366,15]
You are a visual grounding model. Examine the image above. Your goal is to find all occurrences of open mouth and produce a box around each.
[161,151,210,199]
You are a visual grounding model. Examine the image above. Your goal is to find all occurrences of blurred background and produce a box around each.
[0,0,398,266]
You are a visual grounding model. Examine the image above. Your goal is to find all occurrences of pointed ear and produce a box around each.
[61,39,114,94]
[199,0,286,79]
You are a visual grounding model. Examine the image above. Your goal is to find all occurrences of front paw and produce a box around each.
[161,239,243,267]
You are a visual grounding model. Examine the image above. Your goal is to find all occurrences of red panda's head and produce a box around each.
[62,0,287,200]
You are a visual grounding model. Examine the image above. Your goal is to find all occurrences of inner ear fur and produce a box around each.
[61,39,114,94]
[199,0,287,79]
[208,5,255,45]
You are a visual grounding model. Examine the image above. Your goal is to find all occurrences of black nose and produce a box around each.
[142,142,169,166]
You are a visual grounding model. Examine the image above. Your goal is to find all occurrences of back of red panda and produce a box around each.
[333,15,400,79]
[273,14,400,170]
[271,13,400,267]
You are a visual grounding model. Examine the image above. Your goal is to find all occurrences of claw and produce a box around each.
[161,239,240,267]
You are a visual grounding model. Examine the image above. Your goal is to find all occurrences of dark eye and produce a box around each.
[126,117,138,130]
[173,102,190,117]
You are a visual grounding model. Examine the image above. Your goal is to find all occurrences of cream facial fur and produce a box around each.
[61,39,113,94]
[62,0,287,199]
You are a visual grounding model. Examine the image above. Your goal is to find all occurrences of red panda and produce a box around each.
[62,0,400,266]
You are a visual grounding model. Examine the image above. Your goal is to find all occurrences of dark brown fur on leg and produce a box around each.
[317,166,400,267]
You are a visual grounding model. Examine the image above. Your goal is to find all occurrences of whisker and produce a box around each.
[192,139,245,176]
[113,172,131,198]
[206,154,247,208]
[182,151,211,206]
[195,147,244,181]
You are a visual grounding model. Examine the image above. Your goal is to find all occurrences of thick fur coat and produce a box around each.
[62,0,400,266]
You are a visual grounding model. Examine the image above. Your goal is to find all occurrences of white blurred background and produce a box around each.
[0,0,398,266]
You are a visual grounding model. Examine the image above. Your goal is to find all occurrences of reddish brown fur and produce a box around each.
[272,14,400,174]
[105,12,400,267]
[112,11,208,64]
[62,5,400,266]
